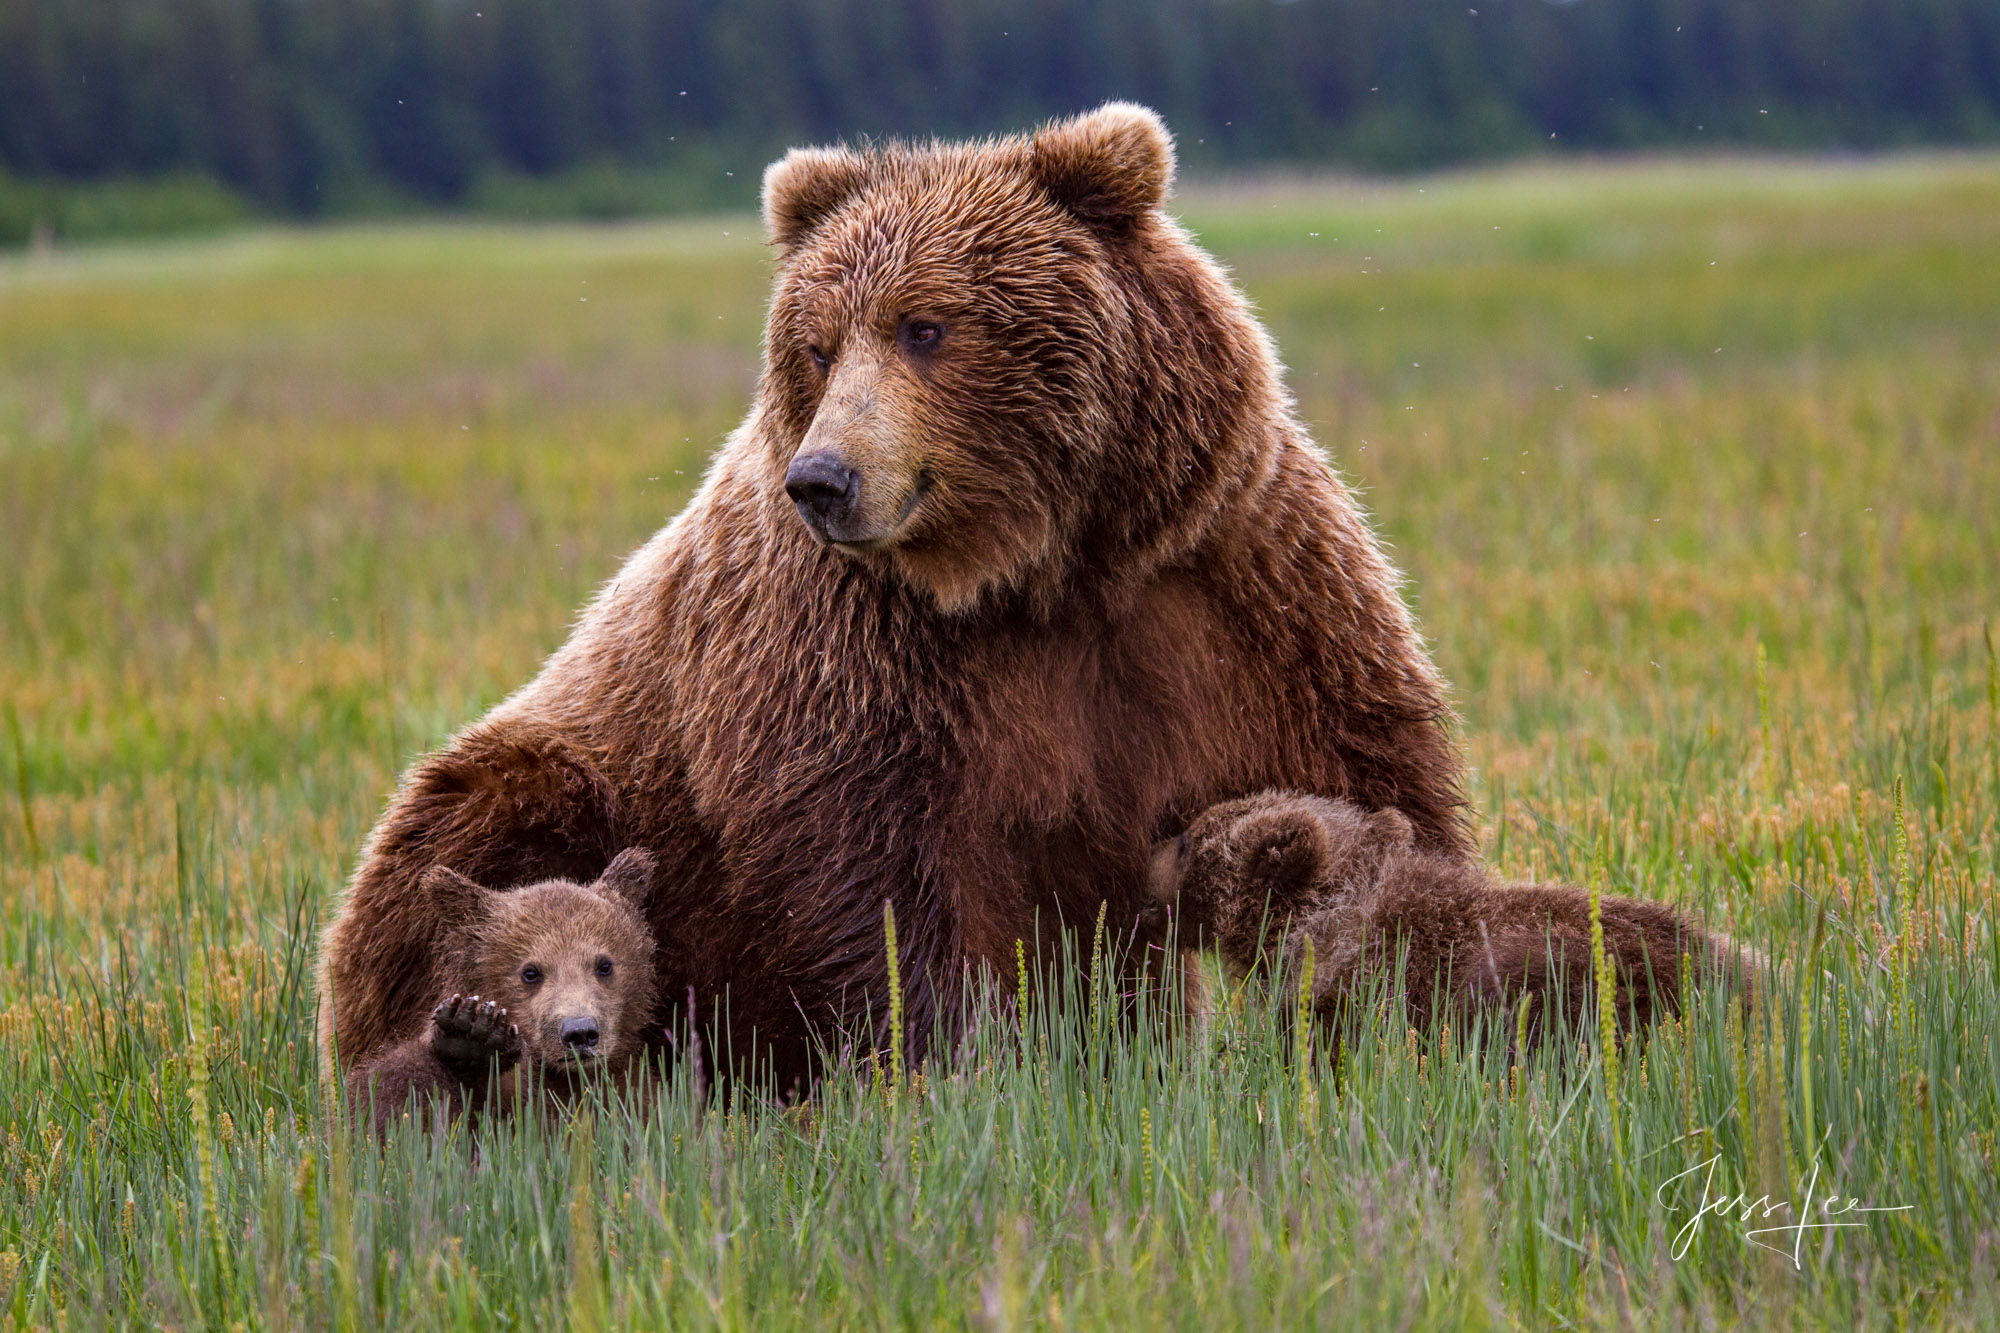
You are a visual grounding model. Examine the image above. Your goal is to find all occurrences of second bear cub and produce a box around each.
[1147,792,1751,1039]
[344,848,659,1130]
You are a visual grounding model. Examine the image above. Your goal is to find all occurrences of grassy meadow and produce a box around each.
[3,153,2000,1328]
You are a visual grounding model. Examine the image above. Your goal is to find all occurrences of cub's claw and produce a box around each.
[431,992,522,1072]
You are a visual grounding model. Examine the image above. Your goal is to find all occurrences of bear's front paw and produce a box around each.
[431,993,523,1075]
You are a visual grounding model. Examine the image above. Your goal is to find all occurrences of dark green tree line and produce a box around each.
[3,0,1997,217]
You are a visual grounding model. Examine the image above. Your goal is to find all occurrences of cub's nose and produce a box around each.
[559,1016,600,1054]
[785,452,859,534]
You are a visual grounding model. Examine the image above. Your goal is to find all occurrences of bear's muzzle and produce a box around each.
[785,451,862,539]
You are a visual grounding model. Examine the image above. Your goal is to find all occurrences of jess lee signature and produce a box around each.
[1655,1156,1913,1268]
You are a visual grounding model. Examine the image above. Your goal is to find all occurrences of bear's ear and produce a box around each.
[1029,102,1175,235]
[594,847,656,909]
[1365,808,1417,857]
[420,865,490,919]
[1234,806,1328,908]
[763,145,872,250]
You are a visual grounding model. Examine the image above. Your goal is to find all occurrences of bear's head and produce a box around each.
[423,848,659,1069]
[759,103,1279,614]
[1145,792,1415,966]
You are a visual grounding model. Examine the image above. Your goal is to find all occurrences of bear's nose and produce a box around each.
[560,1016,600,1053]
[785,452,859,533]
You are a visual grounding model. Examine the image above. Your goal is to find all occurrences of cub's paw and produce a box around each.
[431,993,522,1073]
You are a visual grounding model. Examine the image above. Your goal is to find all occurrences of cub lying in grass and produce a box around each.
[1146,792,1754,1042]
[343,849,658,1131]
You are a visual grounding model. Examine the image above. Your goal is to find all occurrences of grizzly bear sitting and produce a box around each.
[344,849,658,1130]
[1147,792,1753,1040]
[319,104,1474,1094]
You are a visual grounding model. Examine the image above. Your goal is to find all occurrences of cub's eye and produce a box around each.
[521,964,543,986]
[807,345,831,374]
[898,319,944,352]
[594,956,615,979]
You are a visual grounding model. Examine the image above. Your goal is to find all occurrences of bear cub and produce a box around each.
[344,848,659,1130]
[1147,792,1752,1042]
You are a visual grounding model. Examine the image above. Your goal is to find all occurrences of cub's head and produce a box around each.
[1145,793,1415,967]
[423,849,659,1069]
[759,103,1271,613]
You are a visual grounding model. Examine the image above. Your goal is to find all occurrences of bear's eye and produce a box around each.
[594,956,615,979]
[898,319,944,353]
[807,344,831,374]
[521,964,543,986]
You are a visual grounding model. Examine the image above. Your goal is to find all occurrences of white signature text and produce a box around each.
[1655,1155,1912,1268]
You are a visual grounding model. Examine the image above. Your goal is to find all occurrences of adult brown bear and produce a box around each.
[317,104,1469,1091]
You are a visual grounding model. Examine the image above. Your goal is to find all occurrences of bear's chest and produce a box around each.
[661,555,1246,927]
[945,599,1235,857]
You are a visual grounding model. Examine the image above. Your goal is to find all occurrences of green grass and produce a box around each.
[3,153,1999,1329]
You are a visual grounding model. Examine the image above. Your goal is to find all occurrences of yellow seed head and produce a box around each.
[1015,937,1030,1043]
[293,1150,317,1204]
[883,901,904,1095]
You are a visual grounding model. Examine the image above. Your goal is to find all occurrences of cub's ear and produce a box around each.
[419,865,489,918]
[1234,807,1329,908]
[594,848,656,909]
[1030,102,1174,235]
[763,145,872,249]
[1365,808,1417,856]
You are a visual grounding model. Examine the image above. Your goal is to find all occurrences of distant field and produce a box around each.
[2,155,1998,1328]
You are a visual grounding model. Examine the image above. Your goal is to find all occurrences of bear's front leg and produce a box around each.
[343,1036,477,1134]
[430,993,523,1080]
[316,721,627,1082]
[343,995,525,1133]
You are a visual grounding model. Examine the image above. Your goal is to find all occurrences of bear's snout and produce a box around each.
[786,452,862,539]
[1146,830,1191,905]
[558,1014,601,1056]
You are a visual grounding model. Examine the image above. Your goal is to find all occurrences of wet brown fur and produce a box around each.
[1149,792,1755,1040]
[344,851,659,1130]
[318,104,1470,1092]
